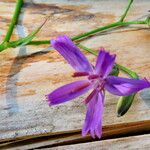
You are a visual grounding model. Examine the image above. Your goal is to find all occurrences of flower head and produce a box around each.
[47,35,150,139]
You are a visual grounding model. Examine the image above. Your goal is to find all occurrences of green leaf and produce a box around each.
[10,18,47,48]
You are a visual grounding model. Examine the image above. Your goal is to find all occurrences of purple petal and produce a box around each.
[46,80,92,105]
[105,76,150,96]
[95,48,116,78]
[82,90,104,139]
[51,35,93,73]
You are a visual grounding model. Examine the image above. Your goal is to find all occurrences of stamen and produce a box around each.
[72,82,90,93]
[88,74,99,80]
[72,72,89,77]
[84,89,97,104]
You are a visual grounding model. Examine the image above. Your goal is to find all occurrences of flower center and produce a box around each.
[72,72,106,91]
[88,74,105,91]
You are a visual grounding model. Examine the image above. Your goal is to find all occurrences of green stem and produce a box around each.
[3,0,23,43]
[27,40,50,45]
[0,20,147,51]
[0,0,147,52]
[77,44,97,56]
[119,0,133,22]
[115,64,138,79]
[25,20,146,46]
[71,20,146,42]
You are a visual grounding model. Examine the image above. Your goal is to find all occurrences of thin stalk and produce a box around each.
[3,0,23,43]
[0,0,147,52]
[119,0,133,22]
[25,20,146,46]
[77,44,97,56]
[0,20,147,51]
[116,64,138,78]
[27,40,50,45]
[71,20,146,42]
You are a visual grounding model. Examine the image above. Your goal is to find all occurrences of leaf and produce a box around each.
[10,18,48,47]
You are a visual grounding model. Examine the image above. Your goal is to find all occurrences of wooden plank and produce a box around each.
[0,0,150,140]
[0,120,150,149]
[50,134,150,150]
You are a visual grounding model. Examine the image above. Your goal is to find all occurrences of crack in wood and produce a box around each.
[0,120,150,149]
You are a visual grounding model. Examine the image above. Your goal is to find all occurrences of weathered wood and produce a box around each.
[0,120,150,149]
[0,0,150,140]
[50,134,150,150]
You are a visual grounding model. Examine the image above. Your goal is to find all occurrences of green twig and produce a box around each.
[119,0,133,22]
[77,44,97,56]
[0,0,148,52]
[115,63,138,79]
[3,0,23,43]
[25,20,146,46]
[0,20,146,51]
[27,40,50,45]
[71,20,146,42]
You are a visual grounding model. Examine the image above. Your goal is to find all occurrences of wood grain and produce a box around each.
[50,134,150,150]
[0,0,150,141]
[0,120,150,149]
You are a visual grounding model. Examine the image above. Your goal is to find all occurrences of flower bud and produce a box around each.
[146,16,150,27]
[110,65,119,76]
[116,94,136,117]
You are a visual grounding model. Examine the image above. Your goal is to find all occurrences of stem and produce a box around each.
[71,20,146,42]
[115,64,138,79]
[24,20,146,46]
[27,40,50,45]
[119,0,133,22]
[77,44,97,56]
[0,20,147,51]
[0,0,147,52]
[3,0,23,43]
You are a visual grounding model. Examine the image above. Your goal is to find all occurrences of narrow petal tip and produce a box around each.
[96,49,116,78]
[82,128,102,139]
[45,94,52,106]
[82,91,104,139]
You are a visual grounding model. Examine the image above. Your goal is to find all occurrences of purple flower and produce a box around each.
[47,35,150,139]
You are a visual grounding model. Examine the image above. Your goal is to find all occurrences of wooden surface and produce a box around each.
[0,0,150,149]
[50,134,150,150]
[0,120,150,149]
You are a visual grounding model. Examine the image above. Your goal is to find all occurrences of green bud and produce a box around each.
[116,93,136,117]
[146,16,150,27]
[110,65,119,76]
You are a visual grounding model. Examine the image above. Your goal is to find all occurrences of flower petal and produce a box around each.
[95,48,116,78]
[105,76,150,96]
[46,80,92,105]
[51,35,93,72]
[82,91,104,139]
